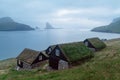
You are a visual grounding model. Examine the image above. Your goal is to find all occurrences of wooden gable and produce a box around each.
[49,45,69,70]
[16,49,49,70]
[46,45,56,55]
[32,51,49,64]
[50,45,68,61]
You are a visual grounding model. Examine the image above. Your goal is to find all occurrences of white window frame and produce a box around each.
[39,55,42,60]
[85,41,89,46]
[55,49,60,56]
[18,60,21,65]
[48,48,52,53]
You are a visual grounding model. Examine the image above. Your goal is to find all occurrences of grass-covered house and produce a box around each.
[49,42,94,70]
[16,48,48,70]
[84,37,106,51]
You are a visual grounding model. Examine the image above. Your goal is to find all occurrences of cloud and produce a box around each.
[0,0,120,29]
[49,17,108,29]
[54,7,119,18]
[55,9,80,17]
[46,6,120,29]
[49,7,116,29]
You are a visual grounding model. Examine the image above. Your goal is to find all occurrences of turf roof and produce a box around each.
[86,37,106,50]
[16,48,40,64]
[59,42,94,62]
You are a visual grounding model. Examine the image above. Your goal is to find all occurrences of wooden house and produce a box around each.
[84,37,106,51]
[49,42,93,70]
[16,48,49,70]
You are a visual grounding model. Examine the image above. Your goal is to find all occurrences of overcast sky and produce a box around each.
[0,0,120,29]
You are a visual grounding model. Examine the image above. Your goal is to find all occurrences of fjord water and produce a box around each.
[0,29,120,60]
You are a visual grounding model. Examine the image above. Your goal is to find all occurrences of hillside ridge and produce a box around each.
[92,17,120,33]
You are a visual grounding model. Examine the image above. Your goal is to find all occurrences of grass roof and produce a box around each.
[86,37,106,50]
[59,42,94,62]
[16,48,40,64]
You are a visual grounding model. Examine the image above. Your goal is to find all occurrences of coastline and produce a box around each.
[1,38,120,61]
[91,30,120,34]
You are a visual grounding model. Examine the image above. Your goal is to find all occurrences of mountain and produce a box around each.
[0,17,34,31]
[112,17,120,23]
[92,17,120,33]
[45,22,54,29]
[0,17,14,23]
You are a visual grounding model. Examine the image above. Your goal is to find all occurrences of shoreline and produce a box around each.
[91,30,120,34]
[0,38,120,61]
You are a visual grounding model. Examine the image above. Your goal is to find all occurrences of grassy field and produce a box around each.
[0,38,120,80]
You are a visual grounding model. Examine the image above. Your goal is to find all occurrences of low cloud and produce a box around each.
[0,0,120,29]
[49,7,116,29]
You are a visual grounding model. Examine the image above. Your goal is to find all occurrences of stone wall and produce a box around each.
[58,60,68,70]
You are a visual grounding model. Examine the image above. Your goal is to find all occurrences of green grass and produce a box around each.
[60,42,93,62]
[0,38,120,80]
[0,58,16,70]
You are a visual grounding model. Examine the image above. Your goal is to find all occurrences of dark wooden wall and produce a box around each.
[49,46,68,69]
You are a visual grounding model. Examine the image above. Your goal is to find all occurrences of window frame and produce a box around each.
[18,60,21,65]
[55,49,60,56]
[48,48,52,54]
[39,55,42,60]
[85,41,89,46]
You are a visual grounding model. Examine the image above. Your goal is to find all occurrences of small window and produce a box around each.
[18,60,21,65]
[39,55,42,60]
[55,49,60,56]
[85,41,88,46]
[49,48,52,52]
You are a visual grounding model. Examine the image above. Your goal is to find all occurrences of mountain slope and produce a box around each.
[0,38,120,80]
[0,17,34,31]
[92,17,120,33]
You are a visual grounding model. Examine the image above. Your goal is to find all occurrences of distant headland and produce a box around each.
[0,17,34,31]
[91,17,120,34]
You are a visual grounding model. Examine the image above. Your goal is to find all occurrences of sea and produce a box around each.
[0,29,120,60]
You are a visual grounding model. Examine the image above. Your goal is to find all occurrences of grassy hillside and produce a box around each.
[92,17,120,33]
[0,58,16,75]
[0,38,120,80]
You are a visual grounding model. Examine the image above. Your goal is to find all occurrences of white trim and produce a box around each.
[18,60,21,65]
[39,55,42,60]
[55,49,60,56]
[85,41,89,46]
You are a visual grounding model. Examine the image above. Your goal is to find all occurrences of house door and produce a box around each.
[58,60,68,70]
[18,60,23,68]
[21,62,23,68]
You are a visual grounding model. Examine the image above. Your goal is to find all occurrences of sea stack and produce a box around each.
[45,22,54,29]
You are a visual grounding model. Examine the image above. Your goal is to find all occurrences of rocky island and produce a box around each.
[0,17,34,31]
[45,22,55,29]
